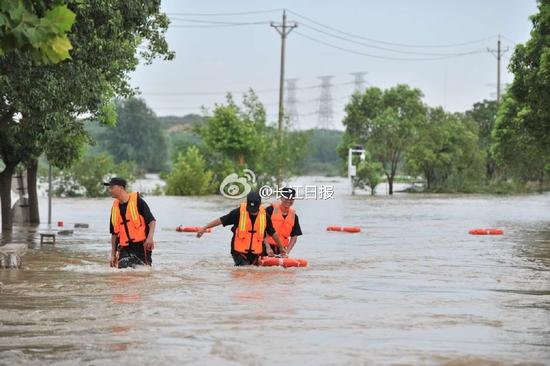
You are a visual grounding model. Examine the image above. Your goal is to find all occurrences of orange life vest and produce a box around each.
[233,203,266,255]
[267,203,295,247]
[111,192,147,247]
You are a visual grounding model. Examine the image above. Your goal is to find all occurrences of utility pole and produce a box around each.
[488,35,509,103]
[271,10,297,186]
[48,163,52,225]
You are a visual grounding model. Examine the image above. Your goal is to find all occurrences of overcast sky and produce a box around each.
[129,0,538,130]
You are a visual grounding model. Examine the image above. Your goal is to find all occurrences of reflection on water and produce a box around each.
[1,181,549,365]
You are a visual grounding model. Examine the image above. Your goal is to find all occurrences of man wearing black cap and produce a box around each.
[196,191,286,266]
[104,177,156,268]
[264,187,302,256]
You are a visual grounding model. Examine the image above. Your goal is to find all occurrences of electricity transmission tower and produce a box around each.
[317,75,334,129]
[285,78,299,128]
[350,72,367,93]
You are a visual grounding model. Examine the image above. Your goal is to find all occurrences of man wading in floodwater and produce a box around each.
[196,191,286,266]
[105,177,156,269]
[263,187,302,257]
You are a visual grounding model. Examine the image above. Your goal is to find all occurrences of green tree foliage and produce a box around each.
[200,93,261,166]
[506,0,550,151]
[341,85,426,194]
[162,113,206,164]
[199,90,307,190]
[98,98,168,172]
[159,113,204,129]
[0,1,75,63]
[465,100,498,180]
[492,94,548,190]
[0,0,173,231]
[298,129,343,176]
[44,151,136,197]
[492,0,550,191]
[164,146,214,196]
[263,125,309,187]
[169,131,205,163]
[353,157,384,195]
[406,107,484,192]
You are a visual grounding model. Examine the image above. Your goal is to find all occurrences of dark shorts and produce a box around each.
[231,252,260,266]
[117,242,152,268]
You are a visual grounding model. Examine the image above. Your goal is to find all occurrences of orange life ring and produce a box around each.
[259,257,308,268]
[327,226,361,233]
[343,226,361,233]
[176,226,211,233]
[468,228,503,235]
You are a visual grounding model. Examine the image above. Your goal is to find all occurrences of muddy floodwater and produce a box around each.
[1,178,549,365]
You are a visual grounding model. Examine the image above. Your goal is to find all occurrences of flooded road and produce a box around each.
[1,178,549,365]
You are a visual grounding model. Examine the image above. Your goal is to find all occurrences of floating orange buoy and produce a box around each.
[468,228,504,235]
[326,226,361,233]
[176,226,211,233]
[259,257,308,268]
[343,226,361,233]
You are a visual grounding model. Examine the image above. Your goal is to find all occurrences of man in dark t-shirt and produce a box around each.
[196,192,285,266]
[105,177,156,268]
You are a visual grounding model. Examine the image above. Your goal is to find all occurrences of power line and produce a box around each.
[170,23,268,28]
[299,23,486,56]
[169,17,267,24]
[286,9,496,49]
[150,94,353,108]
[140,80,356,97]
[166,9,283,17]
[500,35,518,46]
[170,18,269,25]
[294,30,485,61]
[169,18,268,28]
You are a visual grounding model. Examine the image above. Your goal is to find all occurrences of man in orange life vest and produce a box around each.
[105,177,156,269]
[196,191,286,266]
[264,187,302,257]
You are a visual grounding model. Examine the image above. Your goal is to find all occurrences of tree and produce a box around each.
[0,0,173,231]
[200,93,261,167]
[169,130,205,163]
[51,151,136,197]
[164,146,215,196]
[406,107,484,191]
[505,0,550,153]
[490,1,550,192]
[466,100,498,180]
[296,129,343,176]
[341,85,426,194]
[492,93,548,191]
[199,91,307,191]
[98,98,168,172]
[353,157,384,195]
[0,1,75,63]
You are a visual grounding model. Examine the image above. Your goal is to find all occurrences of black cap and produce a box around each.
[246,191,261,213]
[103,177,127,188]
[281,187,296,199]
